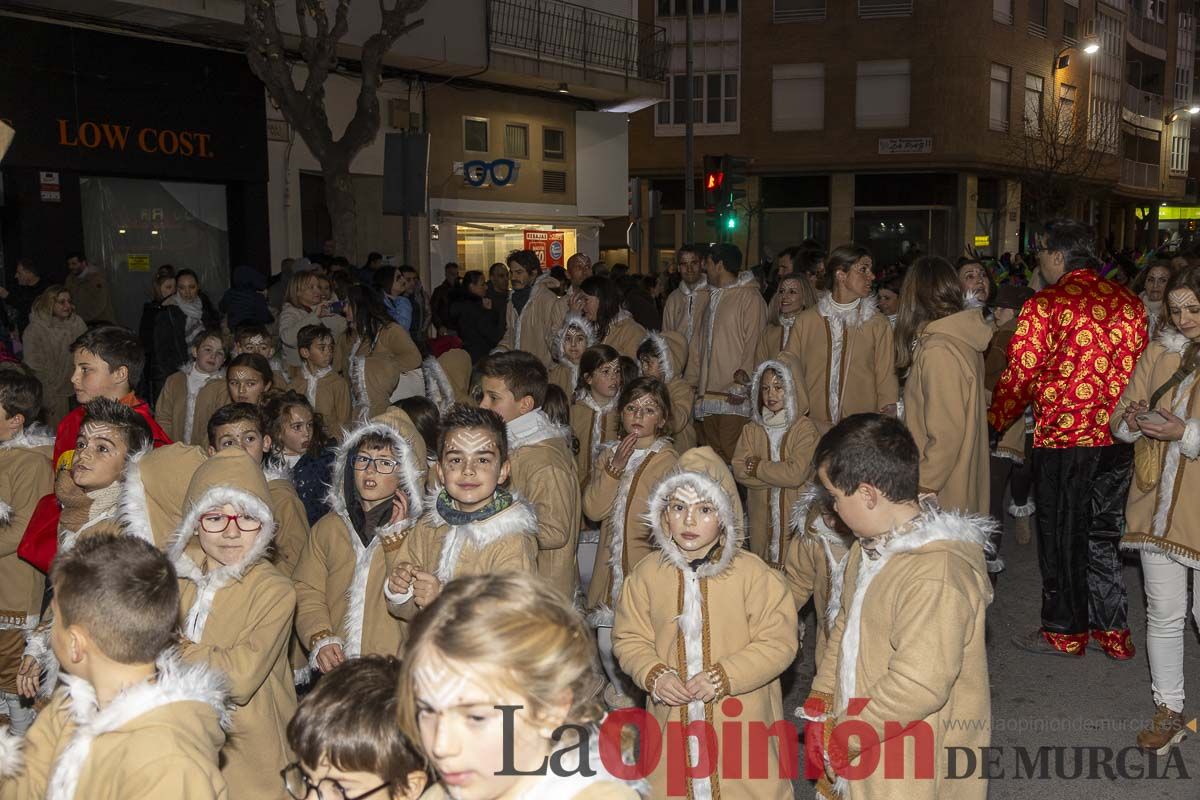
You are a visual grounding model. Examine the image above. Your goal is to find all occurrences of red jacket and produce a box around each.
[19,395,172,573]
[988,269,1148,448]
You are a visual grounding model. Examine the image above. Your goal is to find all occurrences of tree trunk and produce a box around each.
[325,164,357,262]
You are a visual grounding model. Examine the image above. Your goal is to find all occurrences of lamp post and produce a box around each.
[1165,105,1200,124]
[1052,38,1100,72]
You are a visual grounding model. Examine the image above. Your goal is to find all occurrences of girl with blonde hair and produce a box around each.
[22,285,86,424]
[397,572,642,799]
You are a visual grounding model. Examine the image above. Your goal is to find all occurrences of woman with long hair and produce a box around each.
[786,245,898,430]
[1113,264,1200,753]
[278,271,348,367]
[339,285,422,418]
[22,285,86,424]
[578,275,646,360]
[153,268,220,382]
[895,255,993,518]
[754,273,817,364]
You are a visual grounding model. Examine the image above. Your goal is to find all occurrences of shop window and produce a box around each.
[772,64,824,130]
[504,124,529,159]
[856,60,910,128]
[543,128,565,160]
[464,117,489,153]
[543,170,568,193]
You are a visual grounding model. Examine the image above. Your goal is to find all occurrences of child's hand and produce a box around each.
[608,433,639,473]
[685,672,719,703]
[412,570,442,608]
[389,490,410,527]
[388,562,416,595]
[652,671,692,707]
[16,656,39,698]
[315,642,345,673]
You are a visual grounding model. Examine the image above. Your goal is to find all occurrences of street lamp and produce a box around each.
[1053,37,1101,71]
[1165,105,1200,123]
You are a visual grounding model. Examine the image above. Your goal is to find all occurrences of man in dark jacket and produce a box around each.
[430,262,460,335]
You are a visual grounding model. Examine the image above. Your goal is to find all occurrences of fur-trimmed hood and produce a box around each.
[750,351,809,427]
[167,449,278,641]
[1155,325,1191,356]
[790,482,830,538]
[507,409,572,452]
[38,650,229,800]
[552,312,597,364]
[326,420,424,528]
[119,443,209,549]
[816,291,879,329]
[0,424,54,453]
[422,356,456,414]
[640,330,686,383]
[647,447,745,578]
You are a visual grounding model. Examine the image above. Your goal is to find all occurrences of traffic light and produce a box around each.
[703,155,723,213]
[723,155,749,205]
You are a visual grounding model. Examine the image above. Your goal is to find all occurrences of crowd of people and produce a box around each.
[0,217,1188,798]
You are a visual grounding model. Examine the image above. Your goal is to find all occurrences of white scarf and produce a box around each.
[301,363,332,408]
[183,364,221,444]
[164,293,204,342]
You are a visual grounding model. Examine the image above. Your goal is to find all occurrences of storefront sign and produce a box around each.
[878,137,934,155]
[524,230,565,268]
[127,254,151,272]
[39,171,60,202]
[973,235,991,248]
[57,120,214,159]
[461,159,518,187]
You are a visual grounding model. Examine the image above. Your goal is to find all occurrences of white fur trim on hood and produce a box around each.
[1155,326,1191,356]
[422,356,456,414]
[46,650,230,800]
[0,725,23,778]
[552,312,597,364]
[168,486,278,642]
[115,446,157,547]
[0,425,54,452]
[506,409,572,452]
[750,358,799,429]
[326,422,422,660]
[646,468,744,579]
[641,331,675,383]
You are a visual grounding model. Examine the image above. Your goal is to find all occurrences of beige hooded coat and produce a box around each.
[155,366,226,446]
[288,363,353,439]
[292,422,423,670]
[612,448,797,799]
[169,449,296,799]
[548,314,597,400]
[785,485,853,666]
[342,324,423,419]
[785,293,898,430]
[22,310,87,425]
[684,273,767,419]
[641,331,696,452]
[499,272,561,367]
[732,353,819,566]
[806,509,994,800]
[902,308,993,515]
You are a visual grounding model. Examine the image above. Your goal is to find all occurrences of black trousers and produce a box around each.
[1031,443,1133,635]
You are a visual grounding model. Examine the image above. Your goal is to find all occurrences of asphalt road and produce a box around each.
[782,517,1200,798]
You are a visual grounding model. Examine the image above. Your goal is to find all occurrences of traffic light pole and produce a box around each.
[683,0,695,245]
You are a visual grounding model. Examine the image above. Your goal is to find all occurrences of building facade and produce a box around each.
[625,0,1197,271]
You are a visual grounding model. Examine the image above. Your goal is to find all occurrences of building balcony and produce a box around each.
[1123,83,1164,124]
[1127,13,1167,55]
[1121,158,1162,190]
[488,0,669,101]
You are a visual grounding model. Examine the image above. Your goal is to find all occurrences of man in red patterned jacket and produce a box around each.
[989,218,1148,660]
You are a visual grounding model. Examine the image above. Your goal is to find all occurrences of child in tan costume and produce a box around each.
[802,414,993,800]
[613,446,798,799]
[339,287,422,419]
[154,328,226,447]
[385,405,537,624]
[732,353,820,567]
[0,369,54,734]
[0,535,228,799]
[785,484,853,667]
[584,378,678,708]
[169,449,297,799]
[292,420,423,677]
[548,313,596,400]
[570,344,622,487]
[477,351,582,600]
[191,353,275,447]
[422,349,472,414]
[232,323,291,390]
[637,331,696,452]
[290,324,351,439]
[117,443,208,550]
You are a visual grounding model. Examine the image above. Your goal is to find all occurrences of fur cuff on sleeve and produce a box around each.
[1181,419,1200,460]
[0,727,23,778]
[23,626,58,699]
[383,582,414,606]
[0,501,11,526]
[1113,417,1142,444]
[306,636,346,674]
[796,690,832,723]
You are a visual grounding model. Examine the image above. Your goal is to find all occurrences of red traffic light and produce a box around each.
[705,171,724,190]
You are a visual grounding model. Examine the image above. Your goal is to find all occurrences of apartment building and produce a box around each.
[624,0,1197,271]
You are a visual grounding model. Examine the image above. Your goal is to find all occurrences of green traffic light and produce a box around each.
[725,216,737,229]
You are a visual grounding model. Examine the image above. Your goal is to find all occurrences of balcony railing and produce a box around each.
[1127,12,1168,49]
[489,0,669,82]
[1123,83,1164,119]
[1121,158,1161,188]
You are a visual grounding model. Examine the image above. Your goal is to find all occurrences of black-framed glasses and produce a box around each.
[351,454,399,474]
[198,513,263,534]
[281,763,392,800]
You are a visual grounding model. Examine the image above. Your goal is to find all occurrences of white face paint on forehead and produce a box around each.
[670,485,710,508]
[446,429,497,454]
[1169,289,1198,307]
[79,422,117,441]
[414,657,472,713]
